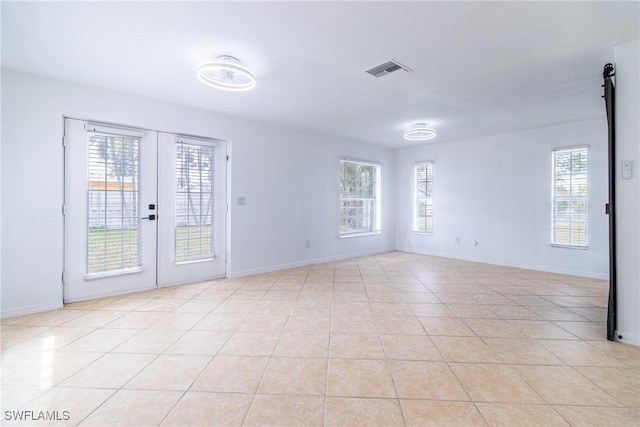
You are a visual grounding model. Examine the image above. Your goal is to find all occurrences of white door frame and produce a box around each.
[62,117,230,302]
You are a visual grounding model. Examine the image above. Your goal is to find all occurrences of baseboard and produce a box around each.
[0,301,64,319]
[615,330,640,347]
[397,248,608,280]
[229,247,395,279]
[63,284,159,304]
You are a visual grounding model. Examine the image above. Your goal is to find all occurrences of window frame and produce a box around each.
[339,159,382,238]
[413,161,434,235]
[551,146,589,249]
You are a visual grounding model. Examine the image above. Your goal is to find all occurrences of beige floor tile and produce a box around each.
[400,400,487,426]
[258,357,327,396]
[112,329,185,354]
[2,351,103,389]
[515,365,621,406]
[164,330,231,355]
[510,320,578,339]
[588,340,640,367]
[218,332,278,357]
[173,298,220,313]
[124,354,211,391]
[274,332,330,358]
[432,336,501,363]
[488,305,543,320]
[463,319,527,338]
[380,334,442,361]
[237,314,289,334]
[483,338,564,365]
[375,315,425,335]
[527,305,586,321]
[212,299,260,313]
[283,315,331,334]
[553,405,640,427]
[79,389,182,426]
[98,298,153,312]
[161,391,252,426]
[410,303,454,317]
[554,321,607,340]
[326,397,405,427]
[61,353,155,389]
[134,298,187,312]
[60,328,139,352]
[575,366,640,406]
[370,302,414,316]
[7,387,115,426]
[192,312,247,331]
[390,360,469,400]
[446,304,500,319]
[22,327,96,351]
[536,340,627,367]
[0,385,48,412]
[475,403,569,426]
[419,317,476,336]
[450,363,544,404]
[244,395,324,427]
[191,356,269,393]
[330,334,386,359]
[331,315,378,335]
[1,326,51,348]
[332,302,372,317]
[61,311,125,328]
[147,312,207,330]
[8,310,87,327]
[327,359,396,398]
[102,311,166,329]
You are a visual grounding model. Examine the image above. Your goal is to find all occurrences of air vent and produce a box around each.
[365,59,412,79]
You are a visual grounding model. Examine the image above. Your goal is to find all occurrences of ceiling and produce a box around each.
[2,1,638,148]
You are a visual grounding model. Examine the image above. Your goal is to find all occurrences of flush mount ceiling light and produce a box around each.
[197,55,256,91]
[403,123,437,141]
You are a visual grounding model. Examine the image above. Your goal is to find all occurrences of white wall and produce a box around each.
[614,39,639,346]
[395,119,609,279]
[1,70,395,317]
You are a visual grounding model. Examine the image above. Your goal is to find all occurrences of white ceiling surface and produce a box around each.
[2,1,638,148]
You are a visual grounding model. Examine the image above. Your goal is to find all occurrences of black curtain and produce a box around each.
[603,63,616,341]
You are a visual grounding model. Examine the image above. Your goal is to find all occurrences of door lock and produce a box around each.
[142,215,156,220]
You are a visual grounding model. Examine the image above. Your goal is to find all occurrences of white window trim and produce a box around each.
[551,146,589,249]
[413,161,433,235]
[339,159,382,238]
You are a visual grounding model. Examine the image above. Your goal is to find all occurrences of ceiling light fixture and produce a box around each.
[197,55,256,91]
[403,123,437,141]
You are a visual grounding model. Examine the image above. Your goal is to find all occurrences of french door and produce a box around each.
[63,119,226,302]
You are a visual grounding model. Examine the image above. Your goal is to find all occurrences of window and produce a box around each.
[87,132,141,274]
[340,159,381,237]
[552,146,588,247]
[414,162,433,234]
[175,142,214,262]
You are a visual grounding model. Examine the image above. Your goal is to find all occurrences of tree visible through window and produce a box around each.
[414,162,433,234]
[552,147,588,247]
[340,160,381,236]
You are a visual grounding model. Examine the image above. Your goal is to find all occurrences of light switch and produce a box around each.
[237,196,246,206]
[622,160,632,179]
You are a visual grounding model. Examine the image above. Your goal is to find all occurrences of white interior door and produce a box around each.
[157,133,227,287]
[64,119,158,302]
[64,120,227,302]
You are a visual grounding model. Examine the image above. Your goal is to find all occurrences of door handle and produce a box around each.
[142,215,156,220]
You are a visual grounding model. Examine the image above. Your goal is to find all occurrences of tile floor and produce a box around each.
[1,252,639,426]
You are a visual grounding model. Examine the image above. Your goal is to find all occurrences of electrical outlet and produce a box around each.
[455,236,460,244]
[305,240,311,249]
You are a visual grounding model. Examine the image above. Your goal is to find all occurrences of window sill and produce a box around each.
[550,244,588,250]
[340,231,381,239]
[412,231,433,236]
